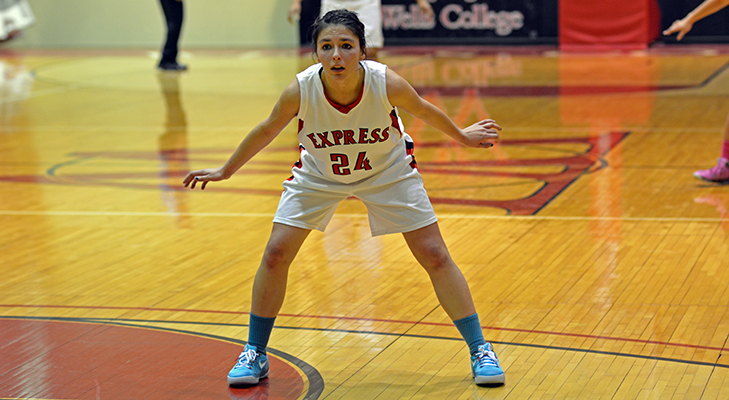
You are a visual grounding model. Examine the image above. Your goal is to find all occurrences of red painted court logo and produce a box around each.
[0,131,628,216]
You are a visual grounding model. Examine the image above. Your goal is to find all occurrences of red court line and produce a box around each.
[2,304,727,353]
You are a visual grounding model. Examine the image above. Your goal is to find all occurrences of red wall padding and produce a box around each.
[560,0,662,49]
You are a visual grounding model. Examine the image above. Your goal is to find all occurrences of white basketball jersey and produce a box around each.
[295,60,413,184]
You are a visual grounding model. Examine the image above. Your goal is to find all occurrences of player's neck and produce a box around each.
[321,67,364,107]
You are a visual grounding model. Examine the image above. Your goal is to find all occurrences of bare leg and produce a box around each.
[250,223,311,318]
[723,112,729,142]
[402,222,477,320]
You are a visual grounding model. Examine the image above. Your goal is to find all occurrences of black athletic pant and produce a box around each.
[159,0,184,65]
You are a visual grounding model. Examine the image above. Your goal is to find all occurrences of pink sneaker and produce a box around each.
[694,158,729,182]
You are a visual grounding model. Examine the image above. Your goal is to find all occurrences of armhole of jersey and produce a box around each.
[296,74,309,122]
[381,64,394,111]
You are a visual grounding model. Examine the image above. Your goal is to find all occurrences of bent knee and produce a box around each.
[261,244,295,270]
[416,245,454,271]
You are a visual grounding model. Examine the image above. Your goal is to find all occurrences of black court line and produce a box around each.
[698,60,729,88]
[2,315,726,371]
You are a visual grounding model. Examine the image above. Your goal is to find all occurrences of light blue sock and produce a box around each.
[248,313,276,355]
[454,313,486,355]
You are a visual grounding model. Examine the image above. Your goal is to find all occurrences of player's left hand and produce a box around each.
[663,19,693,41]
[459,119,501,148]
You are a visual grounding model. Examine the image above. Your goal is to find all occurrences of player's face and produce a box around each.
[315,25,366,81]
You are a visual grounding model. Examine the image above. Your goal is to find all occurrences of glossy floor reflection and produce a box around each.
[1,46,729,399]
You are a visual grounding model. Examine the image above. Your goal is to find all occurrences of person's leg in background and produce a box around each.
[694,111,729,182]
[158,0,187,71]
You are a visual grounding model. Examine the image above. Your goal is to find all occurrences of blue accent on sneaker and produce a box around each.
[453,313,486,355]
[227,344,270,386]
[471,343,505,385]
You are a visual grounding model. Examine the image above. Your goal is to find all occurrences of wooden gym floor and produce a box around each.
[1,44,729,399]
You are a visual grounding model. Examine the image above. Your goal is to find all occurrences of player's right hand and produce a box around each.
[183,167,227,190]
[416,0,434,20]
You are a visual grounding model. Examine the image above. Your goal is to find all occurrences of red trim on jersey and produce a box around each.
[324,85,364,114]
[287,143,305,181]
[298,119,304,133]
[406,140,416,168]
[389,109,402,138]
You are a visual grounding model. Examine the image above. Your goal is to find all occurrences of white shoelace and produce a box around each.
[476,349,499,368]
[234,348,257,369]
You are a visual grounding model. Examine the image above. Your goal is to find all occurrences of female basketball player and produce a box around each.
[183,9,505,387]
[664,0,729,182]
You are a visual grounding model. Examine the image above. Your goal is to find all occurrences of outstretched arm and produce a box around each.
[663,0,729,40]
[385,68,500,148]
[183,79,300,190]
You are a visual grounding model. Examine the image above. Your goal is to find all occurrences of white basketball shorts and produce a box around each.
[273,150,437,237]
